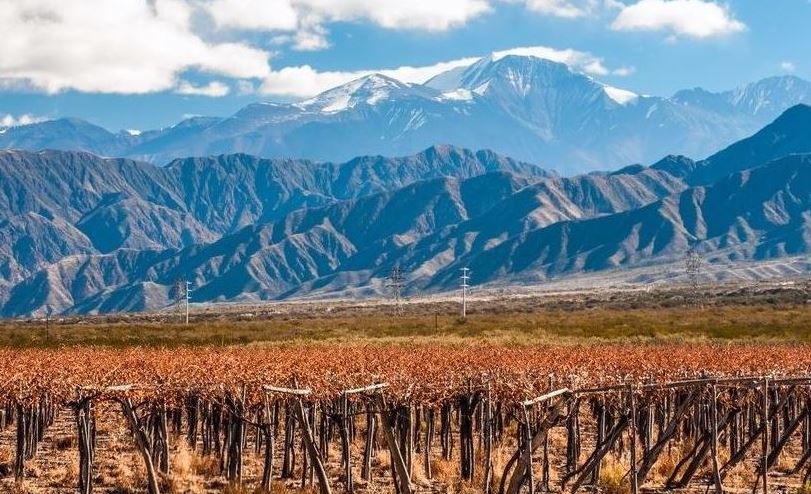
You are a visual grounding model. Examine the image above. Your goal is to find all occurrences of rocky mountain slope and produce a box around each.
[0,145,549,314]
[2,55,811,174]
[2,106,811,316]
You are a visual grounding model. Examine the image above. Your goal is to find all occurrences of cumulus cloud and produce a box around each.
[612,66,636,77]
[0,113,48,128]
[780,61,796,73]
[611,0,746,39]
[176,80,231,96]
[206,0,298,31]
[521,0,587,18]
[297,0,492,31]
[492,46,612,75]
[0,0,641,97]
[0,0,270,94]
[259,45,623,98]
[204,0,631,51]
[204,0,491,50]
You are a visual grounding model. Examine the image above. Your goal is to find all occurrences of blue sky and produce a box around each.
[1,0,808,131]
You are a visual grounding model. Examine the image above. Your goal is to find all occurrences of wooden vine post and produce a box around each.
[260,394,276,492]
[14,402,26,483]
[504,388,572,494]
[264,383,332,494]
[119,394,161,494]
[373,386,413,494]
[708,381,722,494]
[484,382,494,494]
[628,384,638,494]
[761,377,770,494]
[342,383,388,492]
[72,390,96,494]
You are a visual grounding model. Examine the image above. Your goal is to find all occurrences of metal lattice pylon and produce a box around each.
[386,265,404,315]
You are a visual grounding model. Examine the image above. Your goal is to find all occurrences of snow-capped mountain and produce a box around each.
[3,54,811,174]
[299,74,438,113]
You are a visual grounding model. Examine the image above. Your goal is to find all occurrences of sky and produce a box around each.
[0,0,808,131]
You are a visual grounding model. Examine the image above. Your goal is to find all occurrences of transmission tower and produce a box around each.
[685,250,702,291]
[460,267,471,318]
[684,250,704,308]
[386,265,404,315]
[173,277,183,305]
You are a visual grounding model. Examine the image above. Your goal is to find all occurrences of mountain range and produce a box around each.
[1,103,811,316]
[2,54,811,175]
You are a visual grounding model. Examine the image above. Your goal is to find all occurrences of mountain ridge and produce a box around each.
[2,105,811,315]
[3,54,811,174]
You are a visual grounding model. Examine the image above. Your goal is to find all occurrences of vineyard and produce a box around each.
[1,343,811,493]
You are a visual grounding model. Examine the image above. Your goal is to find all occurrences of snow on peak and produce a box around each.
[603,85,639,105]
[303,73,413,113]
[125,129,142,136]
[439,88,474,101]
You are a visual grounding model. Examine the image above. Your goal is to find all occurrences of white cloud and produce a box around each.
[0,0,270,94]
[611,0,746,39]
[204,0,631,51]
[780,61,796,73]
[176,80,231,96]
[204,0,492,51]
[522,0,587,18]
[492,46,611,75]
[0,113,47,128]
[206,0,298,31]
[612,66,636,76]
[259,66,362,98]
[0,1,639,97]
[260,45,623,98]
[235,80,257,95]
[296,0,492,31]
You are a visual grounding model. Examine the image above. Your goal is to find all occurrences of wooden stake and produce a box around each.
[374,392,412,494]
[709,383,722,494]
[629,385,638,494]
[761,378,769,494]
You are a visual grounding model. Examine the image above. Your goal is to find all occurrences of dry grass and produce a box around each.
[599,458,632,494]
[52,435,75,451]
[44,457,78,488]
[3,288,811,348]
[0,444,14,477]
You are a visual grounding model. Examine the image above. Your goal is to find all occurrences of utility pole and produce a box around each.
[460,267,471,318]
[386,265,404,316]
[185,280,192,325]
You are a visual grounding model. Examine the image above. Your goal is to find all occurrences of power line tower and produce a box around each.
[173,278,183,313]
[386,265,404,316]
[684,250,703,308]
[460,267,471,318]
[685,250,702,291]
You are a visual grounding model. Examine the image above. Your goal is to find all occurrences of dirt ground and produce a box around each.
[1,400,807,494]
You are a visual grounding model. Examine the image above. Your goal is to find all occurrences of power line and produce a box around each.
[460,267,471,318]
